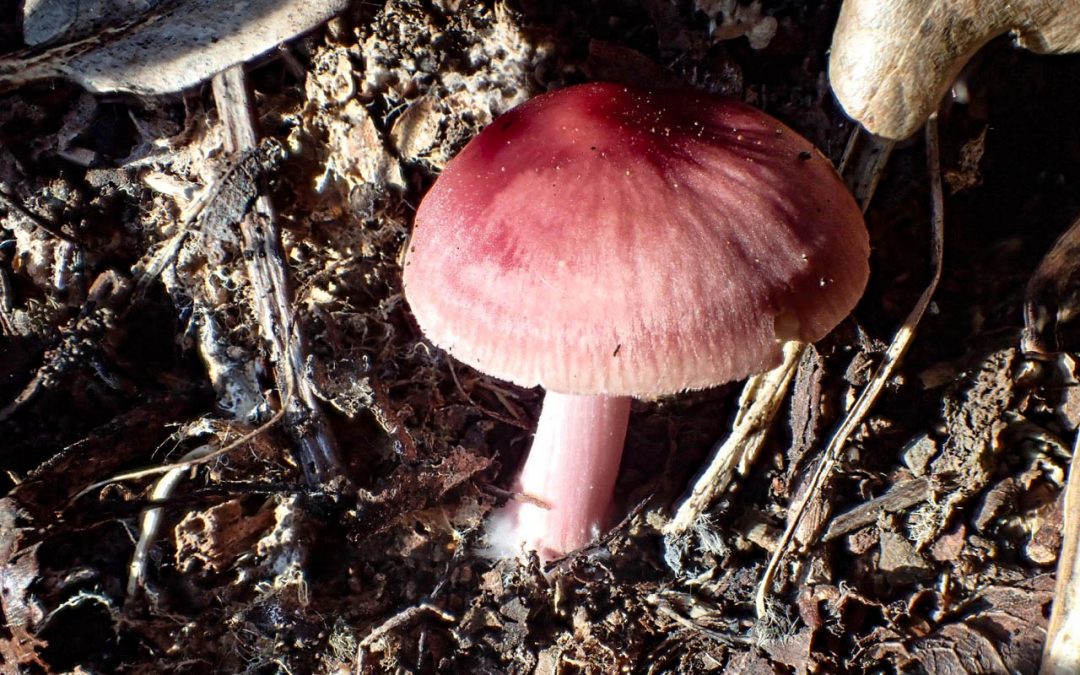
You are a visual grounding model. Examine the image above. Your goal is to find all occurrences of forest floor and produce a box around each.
[2,1,1080,673]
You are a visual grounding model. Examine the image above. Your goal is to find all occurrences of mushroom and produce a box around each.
[403,82,869,559]
[829,0,1080,140]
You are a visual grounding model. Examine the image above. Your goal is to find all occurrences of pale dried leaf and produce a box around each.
[1,0,347,94]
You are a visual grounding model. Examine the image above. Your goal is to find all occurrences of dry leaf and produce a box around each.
[829,0,1080,139]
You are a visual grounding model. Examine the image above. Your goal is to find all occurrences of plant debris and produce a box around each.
[3,1,1080,673]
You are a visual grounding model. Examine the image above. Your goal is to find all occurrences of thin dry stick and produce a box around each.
[1042,362,1080,674]
[212,65,345,486]
[664,342,802,536]
[355,603,456,671]
[754,114,945,618]
[68,406,287,506]
[126,443,217,598]
[664,126,894,538]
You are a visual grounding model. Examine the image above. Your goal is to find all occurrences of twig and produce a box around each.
[664,342,802,536]
[645,592,751,647]
[839,127,895,213]
[754,113,945,618]
[355,602,456,671]
[447,360,530,430]
[546,495,652,573]
[131,230,189,297]
[0,264,14,335]
[126,444,217,599]
[822,478,933,541]
[211,66,346,488]
[67,406,287,506]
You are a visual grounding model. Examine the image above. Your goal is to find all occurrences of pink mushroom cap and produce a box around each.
[403,82,868,398]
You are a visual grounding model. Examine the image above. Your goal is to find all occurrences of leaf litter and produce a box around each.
[1,0,1080,673]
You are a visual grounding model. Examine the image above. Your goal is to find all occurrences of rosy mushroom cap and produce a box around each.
[403,83,868,397]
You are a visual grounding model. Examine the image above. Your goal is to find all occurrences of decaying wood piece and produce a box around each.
[185,137,288,233]
[0,0,347,94]
[211,66,345,487]
[829,0,1080,140]
[822,478,933,542]
[355,602,457,670]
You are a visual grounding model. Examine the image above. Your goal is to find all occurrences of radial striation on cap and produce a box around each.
[404,83,869,397]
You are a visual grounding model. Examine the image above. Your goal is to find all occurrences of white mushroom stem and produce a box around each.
[492,392,631,560]
[830,0,1080,140]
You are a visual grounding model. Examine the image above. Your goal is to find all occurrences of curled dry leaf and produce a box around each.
[0,0,347,94]
[829,0,1080,139]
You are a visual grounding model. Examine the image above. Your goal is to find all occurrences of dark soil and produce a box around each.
[3,1,1080,673]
